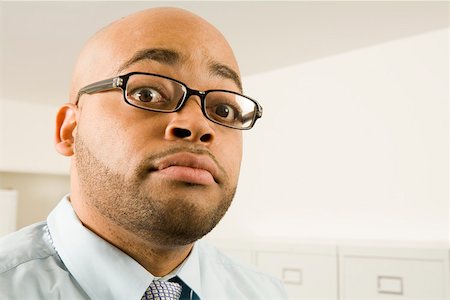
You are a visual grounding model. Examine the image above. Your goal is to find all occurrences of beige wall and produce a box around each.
[0,172,70,229]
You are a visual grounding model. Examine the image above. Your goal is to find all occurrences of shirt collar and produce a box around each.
[176,242,202,299]
[47,195,202,300]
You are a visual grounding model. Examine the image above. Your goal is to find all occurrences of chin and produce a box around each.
[137,195,232,247]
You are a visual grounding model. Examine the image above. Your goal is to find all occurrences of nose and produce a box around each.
[164,97,215,144]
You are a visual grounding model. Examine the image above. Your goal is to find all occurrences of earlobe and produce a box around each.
[55,103,78,156]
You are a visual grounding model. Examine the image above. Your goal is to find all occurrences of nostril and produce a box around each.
[200,133,212,143]
[173,128,191,138]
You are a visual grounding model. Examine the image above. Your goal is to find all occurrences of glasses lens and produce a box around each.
[205,91,257,129]
[125,74,186,111]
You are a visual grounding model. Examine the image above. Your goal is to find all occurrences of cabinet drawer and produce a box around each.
[340,255,447,300]
[256,251,338,300]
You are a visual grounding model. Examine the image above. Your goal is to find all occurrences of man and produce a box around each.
[0,7,287,300]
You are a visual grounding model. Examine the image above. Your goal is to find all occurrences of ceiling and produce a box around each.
[0,1,448,105]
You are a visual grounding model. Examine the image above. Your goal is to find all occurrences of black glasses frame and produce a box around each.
[76,72,263,130]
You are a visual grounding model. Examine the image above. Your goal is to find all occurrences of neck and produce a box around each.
[69,193,193,277]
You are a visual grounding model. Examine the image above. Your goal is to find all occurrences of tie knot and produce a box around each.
[142,280,183,300]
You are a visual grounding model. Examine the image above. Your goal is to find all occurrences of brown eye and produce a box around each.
[215,104,231,118]
[213,103,237,121]
[129,87,163,103]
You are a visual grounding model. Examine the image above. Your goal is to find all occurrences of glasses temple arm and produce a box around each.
[76,77,123,104]
[240,105,263,125]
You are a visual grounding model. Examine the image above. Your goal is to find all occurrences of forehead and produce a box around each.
[104,11,236,71]
[72,9,241,97]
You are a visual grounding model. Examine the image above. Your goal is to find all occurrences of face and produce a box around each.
[68,9,243,247]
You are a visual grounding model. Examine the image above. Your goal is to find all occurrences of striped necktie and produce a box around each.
[141,280,182,300]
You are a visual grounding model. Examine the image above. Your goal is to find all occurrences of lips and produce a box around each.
[150,152,220,185]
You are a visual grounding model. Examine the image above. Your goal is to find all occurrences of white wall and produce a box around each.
[0,99,70,174]
[210,28,449,244]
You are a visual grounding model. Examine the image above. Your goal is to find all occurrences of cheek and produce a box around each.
[76,101,132,172]
[217,132,243,182]
[76,97,169,174]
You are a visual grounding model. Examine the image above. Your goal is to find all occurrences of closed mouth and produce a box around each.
[150,151,220,185]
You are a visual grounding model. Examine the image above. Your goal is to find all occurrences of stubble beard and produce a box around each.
[74,133,236,247]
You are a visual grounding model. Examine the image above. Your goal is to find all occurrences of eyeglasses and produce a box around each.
[76,72,263,130]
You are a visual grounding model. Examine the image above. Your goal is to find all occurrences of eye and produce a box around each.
[213,103,239,121]
[128,87,165,103]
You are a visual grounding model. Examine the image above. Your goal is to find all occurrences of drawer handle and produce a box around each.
[282,268,302,285]
[377,276,403,295]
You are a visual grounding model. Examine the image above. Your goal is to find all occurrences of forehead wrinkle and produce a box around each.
[208,61,243,93]
[117,48,182,73]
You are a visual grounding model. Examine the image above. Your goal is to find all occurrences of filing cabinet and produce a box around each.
[255,244,338,300]
[211,240,450,300]
[339,246,449,300]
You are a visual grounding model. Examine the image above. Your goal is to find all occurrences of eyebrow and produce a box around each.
[117,47,243,92]
[209,61,243,92]
[117,48,181,73]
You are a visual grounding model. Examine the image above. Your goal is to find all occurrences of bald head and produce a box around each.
[70,7,241,102]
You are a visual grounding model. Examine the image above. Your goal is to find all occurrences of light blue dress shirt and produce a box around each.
[0,196,287,299]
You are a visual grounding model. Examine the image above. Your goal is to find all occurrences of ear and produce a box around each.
[55,103,78,156]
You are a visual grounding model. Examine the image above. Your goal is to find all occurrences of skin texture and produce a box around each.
[55,7,243,276]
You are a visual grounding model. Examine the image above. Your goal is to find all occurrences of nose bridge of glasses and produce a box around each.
[181,88,206,110]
